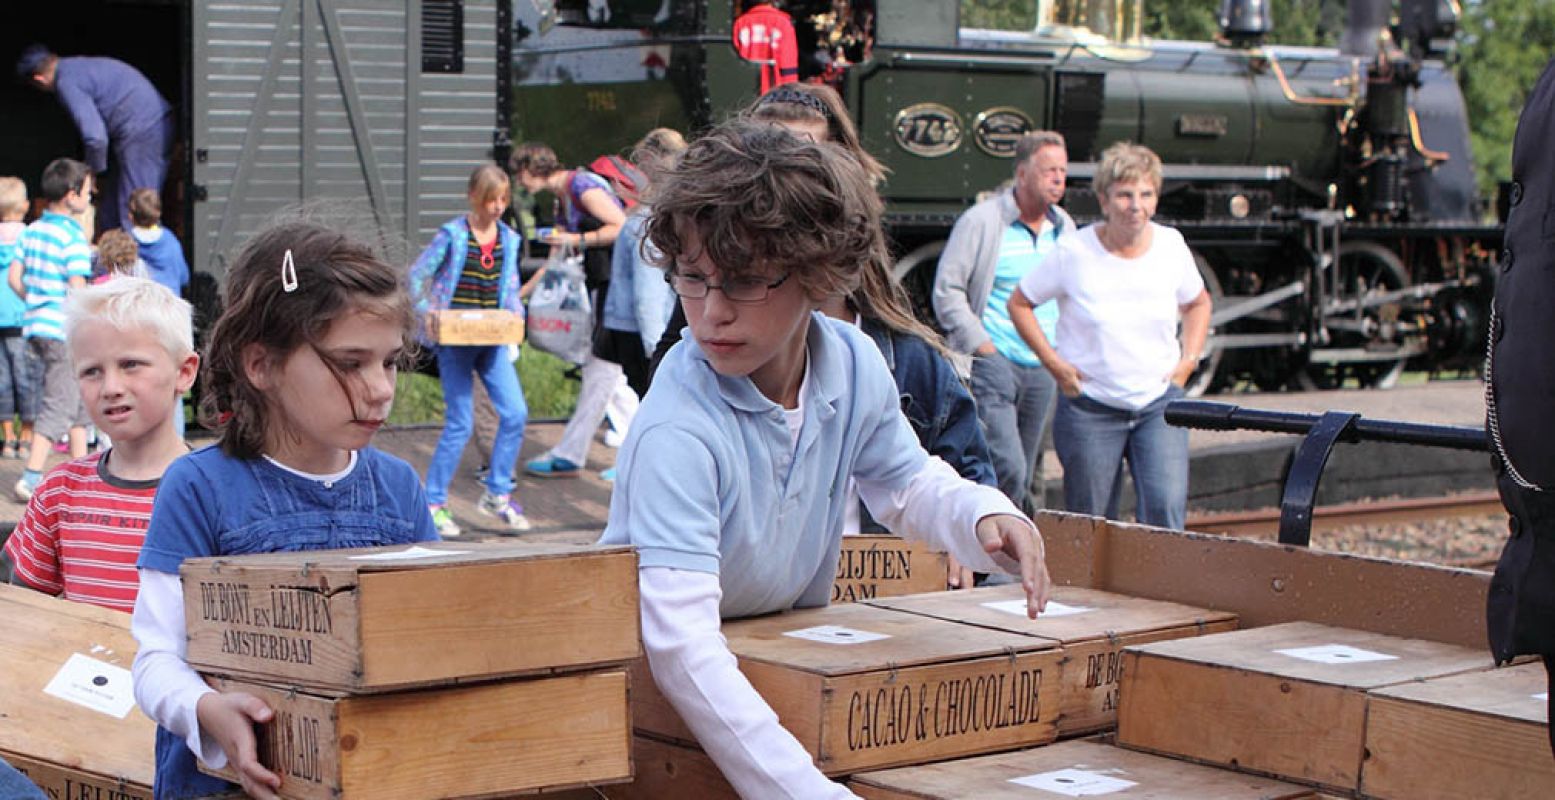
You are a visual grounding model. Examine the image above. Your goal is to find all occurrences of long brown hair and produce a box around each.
[200,219,416,458]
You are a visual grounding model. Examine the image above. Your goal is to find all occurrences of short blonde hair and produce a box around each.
[0,177,26,219]
[1094,141,1162,197]
[65,276,194,361]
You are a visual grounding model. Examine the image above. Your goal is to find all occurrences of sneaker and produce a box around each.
[600,467,617,483]
[603,427,625,449]
[524,455,581,479]
[2,440,17,459]
[13,476,34,502]
[478,492,532,532]
[430,505,462,538]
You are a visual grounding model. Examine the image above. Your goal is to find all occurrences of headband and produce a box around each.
[756,85,834,121]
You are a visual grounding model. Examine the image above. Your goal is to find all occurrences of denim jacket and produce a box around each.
[859,319,996,532]
[408,216,525,324]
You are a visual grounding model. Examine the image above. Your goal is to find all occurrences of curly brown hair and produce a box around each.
[645,120,884,302]
[95,229,139,276]
[199,219,417,459]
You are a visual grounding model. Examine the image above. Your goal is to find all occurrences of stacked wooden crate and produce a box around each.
[832,535,949,603]
[179,540,639,799]
[621,600,1065,795]
[868,585,1238,736]
[847,739,1320,799]
[0,584,155,799]
[1117,621,1499,796]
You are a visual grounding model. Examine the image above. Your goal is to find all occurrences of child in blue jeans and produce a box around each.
[410,164,531,536]
[0,177,39,458]
[130,219,439,799]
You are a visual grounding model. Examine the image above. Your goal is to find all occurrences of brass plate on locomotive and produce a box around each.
[973,107,1035,157]
[893,103,964,158]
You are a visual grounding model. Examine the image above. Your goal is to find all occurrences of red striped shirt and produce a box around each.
[3,451,160,613]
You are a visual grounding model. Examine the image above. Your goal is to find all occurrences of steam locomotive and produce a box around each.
[510,0,1501,393]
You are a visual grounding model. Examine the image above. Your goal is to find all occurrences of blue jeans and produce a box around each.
[1054,385,1189,529]
[0,334,40,422]
[0,757,45,800]
[970,350,1057,510]
[426,345,527,504]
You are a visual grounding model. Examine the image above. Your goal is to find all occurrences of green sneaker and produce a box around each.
[430,505,462,538]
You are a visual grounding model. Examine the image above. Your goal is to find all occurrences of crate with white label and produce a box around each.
[0,584,155,800]
[1117,621,1491,793]
[833,535,949,603]
[847,739,1319,799]
[200,670,630,800]
[180,540,639,692]
[868,585,1237,736]
[1360,660,1554,799]
[632,601,1064,775]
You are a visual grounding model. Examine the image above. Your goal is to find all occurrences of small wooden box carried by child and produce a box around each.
[1117,621,1490,793]
[1360,660,1555,799]
[633,601,1064,775]
[869,585,1238,736]
[181,541,639,692]
[426,308,525,345]
[0,585,155,800]
[833,534,949,603]
[201,671,631,800]
[846,739,1319,799]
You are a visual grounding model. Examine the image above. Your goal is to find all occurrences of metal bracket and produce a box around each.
[1278,410,1360,546]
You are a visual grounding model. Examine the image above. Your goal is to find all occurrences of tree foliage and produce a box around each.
[1456,0,1555,194]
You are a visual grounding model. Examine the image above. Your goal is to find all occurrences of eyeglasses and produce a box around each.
[668,271,791,304]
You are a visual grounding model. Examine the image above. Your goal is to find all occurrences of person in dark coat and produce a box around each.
[15,45,174,233]
[1485,55,1555,758]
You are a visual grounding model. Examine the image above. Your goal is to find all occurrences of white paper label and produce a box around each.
[982,599,1092,618]
[782,625,891,645]
[1009,768,1138,796]
[350,545,470,561]
[44,653,135,719]
[1534,692,1548,702]
[1274,644,1398,664]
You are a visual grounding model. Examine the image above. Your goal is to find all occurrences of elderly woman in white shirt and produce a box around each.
[1007,141,1212,529]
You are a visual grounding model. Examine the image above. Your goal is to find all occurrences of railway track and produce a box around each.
[1186,490,1506,569]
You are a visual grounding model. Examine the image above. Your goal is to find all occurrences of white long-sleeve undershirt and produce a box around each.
[131,568,225,769]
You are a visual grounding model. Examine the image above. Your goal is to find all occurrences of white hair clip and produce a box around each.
[281,249,299,293]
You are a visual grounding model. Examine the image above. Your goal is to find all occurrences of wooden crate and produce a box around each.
[869,585,1238,736]
[1117,621,1491,793]
[592,736,739,800]
[833,535,949,603]
[181,541,639,692]
[847,739,1317,799]
[201,670,631,800]
[0,585,155,799]
[633,602,1064,775]
[1361,660,1554,799]
[426,308,525,345]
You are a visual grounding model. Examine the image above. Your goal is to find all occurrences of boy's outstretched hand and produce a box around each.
[195,690,282,799]
[975,513,1052,619]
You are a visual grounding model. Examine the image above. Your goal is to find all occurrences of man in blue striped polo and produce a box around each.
[6,158,94,500]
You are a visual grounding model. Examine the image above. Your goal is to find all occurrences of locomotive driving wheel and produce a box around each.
[1296,241,1411,391]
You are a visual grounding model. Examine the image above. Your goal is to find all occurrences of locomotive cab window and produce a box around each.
[548,0,678,29]
[734,1,876,82]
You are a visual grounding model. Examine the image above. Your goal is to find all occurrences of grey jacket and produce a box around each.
[931,188,1076,355]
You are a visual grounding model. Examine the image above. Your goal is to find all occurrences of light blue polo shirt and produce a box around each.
[982,220,1059,365]
[599,313,929,620]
